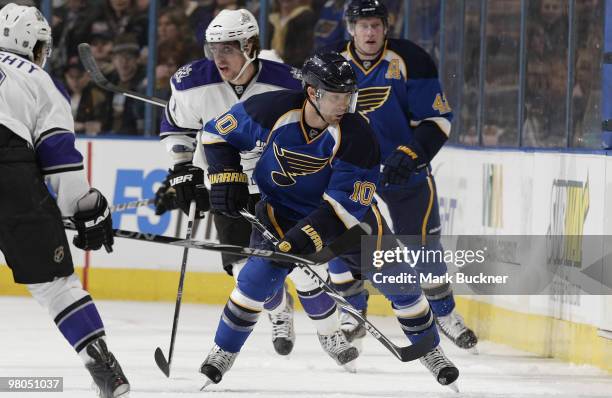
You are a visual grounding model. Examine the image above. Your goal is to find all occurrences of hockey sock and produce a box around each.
[422,282,455,317]
[263,284,287,314]
[215,287,263,353]
[27,274,106,363]
[297,286,338,335]
[392,294,440,347]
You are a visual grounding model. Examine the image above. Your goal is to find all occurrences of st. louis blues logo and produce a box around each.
[271,142,329,186]
[357,86,391,117]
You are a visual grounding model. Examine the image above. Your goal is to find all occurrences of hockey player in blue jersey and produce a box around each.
[155,9,355,361]
[325,0,478,351]
[197,52,459,388]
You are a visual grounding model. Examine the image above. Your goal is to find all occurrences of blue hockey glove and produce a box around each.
[381,143,427,186]
[208,167,249,218]
[276,223,323,255]
[168,163,210,219]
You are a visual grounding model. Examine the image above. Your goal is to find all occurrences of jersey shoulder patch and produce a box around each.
[258,59,302,90]
[242,90,305,130]
[171,58,222,91]
[336,113,380,168]
[386,39,438,79]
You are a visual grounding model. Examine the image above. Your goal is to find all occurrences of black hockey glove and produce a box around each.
[154,171,178,216]
[168,163,210,219]
[208,167,249,218]
[381,143,428,186]
[72,188,114,253]
[276,223,323,255]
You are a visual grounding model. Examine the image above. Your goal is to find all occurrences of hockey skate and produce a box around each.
[318,330,359,372]
[269,290,295,355]
[419,345,460,391]
[436,311,478,351]
[339,309,366,352]
[84,339,130,398]
[199,344,238,389]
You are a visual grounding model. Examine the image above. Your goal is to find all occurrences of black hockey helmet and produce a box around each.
[301,52,358,94]
[345,0,389,26]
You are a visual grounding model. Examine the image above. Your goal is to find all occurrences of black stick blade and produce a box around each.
[77,43,111,87]
[397,329,437,362]
[154,347,170,377]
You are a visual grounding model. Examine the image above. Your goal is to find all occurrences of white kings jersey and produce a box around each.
[159,57,302,193]
[0,51,89,215]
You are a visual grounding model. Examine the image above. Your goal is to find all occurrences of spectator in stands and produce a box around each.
[572,48,602,147]
[90,0,149,48]
[108,34,146,134]
[89,28,116,75]
[164,0,217,47]
[62,57,113,135]
[522,59,549,147]
[536,0,567,56]
[269,0,316,67]
[50,0,97,75]
[158,7,200,61]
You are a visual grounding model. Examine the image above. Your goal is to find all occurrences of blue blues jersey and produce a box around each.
[329,39,452,185]
[202,90,380,239]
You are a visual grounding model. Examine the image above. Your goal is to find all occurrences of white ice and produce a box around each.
[1,297,611,398]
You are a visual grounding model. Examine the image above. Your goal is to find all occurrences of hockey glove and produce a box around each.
[208,168,249,218]
[381,143,428,186]
[72,188,114,252]
[168,163,210,218]
[276,223,324,255]
[154,171,178,215]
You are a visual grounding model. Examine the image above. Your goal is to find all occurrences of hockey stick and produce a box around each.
[62,220,364,266]
[78,43,168,107]
[154,201,197,377]
[239,209,436,362]
[110,198,155,213]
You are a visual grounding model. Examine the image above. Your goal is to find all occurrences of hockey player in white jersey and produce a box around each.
[0,3,128,398]
[155,9,358,368]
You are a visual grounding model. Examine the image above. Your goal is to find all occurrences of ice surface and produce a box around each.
[1,297,610,397]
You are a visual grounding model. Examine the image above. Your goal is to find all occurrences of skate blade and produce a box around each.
[468,345,479,355]
[447,381,460,393]
[200,379,215,391]
[113,384,130,397]
[342,359,357,373]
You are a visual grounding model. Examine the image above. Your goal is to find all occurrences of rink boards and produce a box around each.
[0,137,610,373]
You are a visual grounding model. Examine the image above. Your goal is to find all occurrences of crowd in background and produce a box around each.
[0,0,605,149]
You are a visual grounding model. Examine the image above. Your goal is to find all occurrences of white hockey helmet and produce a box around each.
[0,3,52,65]
[205,9,259,51]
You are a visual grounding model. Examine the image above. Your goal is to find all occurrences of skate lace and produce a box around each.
[420,346,453,374]
[270,307,293,339]
[207,345,236,373]
[438,313,468,339]
[319,331,351,355]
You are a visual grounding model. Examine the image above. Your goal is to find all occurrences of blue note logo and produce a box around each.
[271,142,329,186]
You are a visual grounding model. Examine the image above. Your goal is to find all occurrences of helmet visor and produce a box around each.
[204,42,242,60]
[317,88,359,115]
